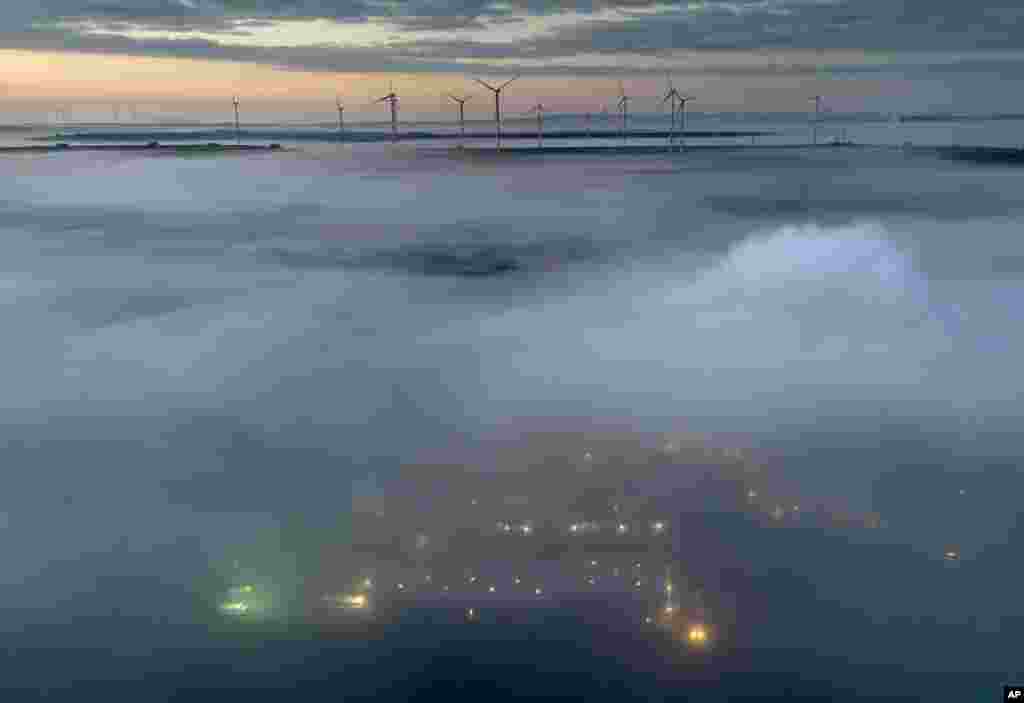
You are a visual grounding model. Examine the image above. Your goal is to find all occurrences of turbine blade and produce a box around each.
[498,75,520,90]
[474,78,498,92]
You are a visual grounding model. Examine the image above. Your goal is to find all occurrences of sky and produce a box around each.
[3,1,1024,121]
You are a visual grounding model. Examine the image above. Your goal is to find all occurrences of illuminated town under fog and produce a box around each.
[213,427,929,653]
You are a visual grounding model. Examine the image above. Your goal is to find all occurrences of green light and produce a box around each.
[220,601,250,614]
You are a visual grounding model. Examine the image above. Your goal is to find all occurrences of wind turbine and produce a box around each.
[617,80,631,144]
[809,95,822,146]
[232,96,240,144]
[447,93,472,144]
[584,111,592,139]
[526,102,546,147]
[335,96,345,134]
[473,75,519,150]
[375,82,399,141]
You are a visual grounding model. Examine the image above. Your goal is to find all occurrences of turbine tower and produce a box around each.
[584,111,592,139]
[232,96,240,144]
[473,75,519,150]
[675,95,694,152]
[375,82,399,142]
[662,77,681,147]
[617,80,631,144]
[809,95,822,146]
[527,102,545,147]
[335,96,345,134]
[447,93,472,144]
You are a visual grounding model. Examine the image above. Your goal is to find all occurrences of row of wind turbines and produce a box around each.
[343,75,695,149]
[226,79,828,150]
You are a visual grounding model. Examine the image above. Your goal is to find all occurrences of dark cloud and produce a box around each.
[515,1,1024,53]
[7,1,1024,74]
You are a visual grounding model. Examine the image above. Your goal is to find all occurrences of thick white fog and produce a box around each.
[0,146,1022,636]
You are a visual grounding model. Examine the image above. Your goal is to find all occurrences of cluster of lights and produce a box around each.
[496,521,534,536]
[332,593,368,610]
[687,624,708,645]
[568,521,600,535]
[219,584,262,617]
[329,561,707,638]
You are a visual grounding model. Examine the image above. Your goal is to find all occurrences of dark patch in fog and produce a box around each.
[51,289,197,328]
[273,237,606,279]
[704,182,1019,221]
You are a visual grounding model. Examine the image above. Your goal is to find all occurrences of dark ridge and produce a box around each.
[899,112,1024,123]
[32,129,774,144]
[0,143,283,154]
[934,145,1024,165]
[456,143,860,156]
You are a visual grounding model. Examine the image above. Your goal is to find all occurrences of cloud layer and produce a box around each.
[7,1,1024,76]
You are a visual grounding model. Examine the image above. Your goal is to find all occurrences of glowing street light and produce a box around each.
[220,601,249,614]
[687,624,708,645]
[335,593,368,609]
